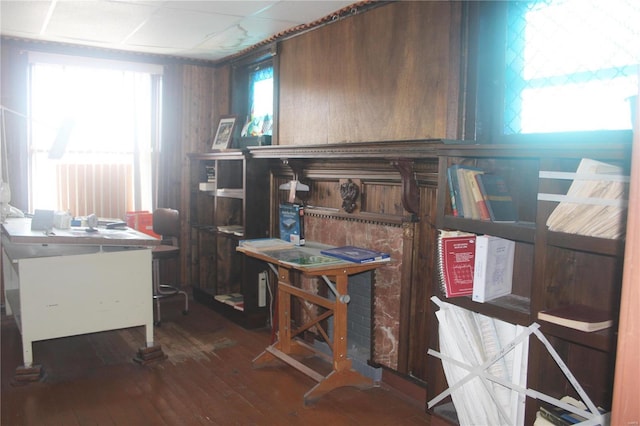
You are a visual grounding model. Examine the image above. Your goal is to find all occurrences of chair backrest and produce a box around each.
[153,208,180,239]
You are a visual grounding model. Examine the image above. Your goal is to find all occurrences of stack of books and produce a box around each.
[214,293,244,311]
[536,397,607,425]
[437,230,515,302]
[537,304,613,332]
[447,164,518,222]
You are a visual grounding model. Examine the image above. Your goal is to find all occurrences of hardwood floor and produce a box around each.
[1,299,431,425]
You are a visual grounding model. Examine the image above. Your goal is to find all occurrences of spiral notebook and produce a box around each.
[437,230,476,298]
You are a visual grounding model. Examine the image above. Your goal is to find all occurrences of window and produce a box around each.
[476,0,639,140]
[244,63,273,137]
[28,53,162,218]
[232,50,275,141]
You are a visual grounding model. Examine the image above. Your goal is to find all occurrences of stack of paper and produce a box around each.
[545,158,629,239]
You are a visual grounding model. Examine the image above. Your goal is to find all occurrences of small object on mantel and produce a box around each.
[133,345,167,365]
[279,180,310,203]
[235,135,271,149]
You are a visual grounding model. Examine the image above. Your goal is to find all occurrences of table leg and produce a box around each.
[253,267,314,368]
[304,369,373,405]
[252,266,373,403]
[303,273,373,403]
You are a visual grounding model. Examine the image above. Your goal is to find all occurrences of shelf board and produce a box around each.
[446,294,531,325]
[442,216,535,243]
[538,321,616,353]
[546,231,625,257]
[215,188,244,199]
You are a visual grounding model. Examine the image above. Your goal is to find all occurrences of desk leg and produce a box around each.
[14,335,43,383]
[134,284,166,365]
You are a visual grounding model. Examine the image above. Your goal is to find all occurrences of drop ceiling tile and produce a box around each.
[160,1,276,17]
[44,1,156,44]
[0,0,362,60]
[0,1,53,36]
[126,6,246,49]
[257,0,355,23]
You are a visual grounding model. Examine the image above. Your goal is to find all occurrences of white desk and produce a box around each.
[1,218,161,380]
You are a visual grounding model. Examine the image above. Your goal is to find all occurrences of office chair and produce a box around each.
[152,208,188,325]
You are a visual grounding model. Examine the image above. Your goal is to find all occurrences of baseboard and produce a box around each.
[379,369,427,409]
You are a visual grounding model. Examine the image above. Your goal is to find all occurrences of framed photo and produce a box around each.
[211,116,236,150]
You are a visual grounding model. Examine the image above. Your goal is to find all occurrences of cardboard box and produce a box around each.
[125,210,160,239]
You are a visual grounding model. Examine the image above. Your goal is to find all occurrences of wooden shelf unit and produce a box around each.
[428,142,632,425]
[187,151,270,329]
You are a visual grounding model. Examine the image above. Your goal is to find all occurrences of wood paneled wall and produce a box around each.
[277,1,463,145]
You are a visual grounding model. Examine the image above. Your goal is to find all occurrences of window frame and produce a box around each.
[468,1,635,145]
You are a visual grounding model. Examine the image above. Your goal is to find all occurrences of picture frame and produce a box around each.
[211,116,236,151]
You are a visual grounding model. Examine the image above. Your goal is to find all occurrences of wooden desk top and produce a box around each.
[237,242,385,277]
[1,218,160,247]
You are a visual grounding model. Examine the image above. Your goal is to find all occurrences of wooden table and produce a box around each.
[237,243,386,404]
[1,218,163,381]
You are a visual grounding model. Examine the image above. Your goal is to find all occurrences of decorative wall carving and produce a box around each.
[339,179,360,213]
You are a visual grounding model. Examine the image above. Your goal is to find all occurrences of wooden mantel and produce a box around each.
[249,139,447,216]
[248,139,447,159]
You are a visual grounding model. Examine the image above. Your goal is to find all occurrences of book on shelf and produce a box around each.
[214,293,244,311]
[446,166,462,217]
[217,224,244,236]
[544,158,628,239]
[320,245,390,264]
[464,169,491,221]
[476,173,518,222]
[279,203,305,246]
[199,181,216,191]
[472,235,515,303]
[205,165,216,181]
[437,230,476,298]
[450,165,484,220]
[238,238,295,251]
[537,398,607,426]
[537,304,614,332]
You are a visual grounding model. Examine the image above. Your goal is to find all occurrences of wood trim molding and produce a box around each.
[249,139,444,159]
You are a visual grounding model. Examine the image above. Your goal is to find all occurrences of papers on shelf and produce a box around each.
[217,225,244,236]
[214,293,244,311]
[428,297,609,426]
[238,238,294,251]
[428,297,528,426]
[542,158,629,239]
[215,188,243,198]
